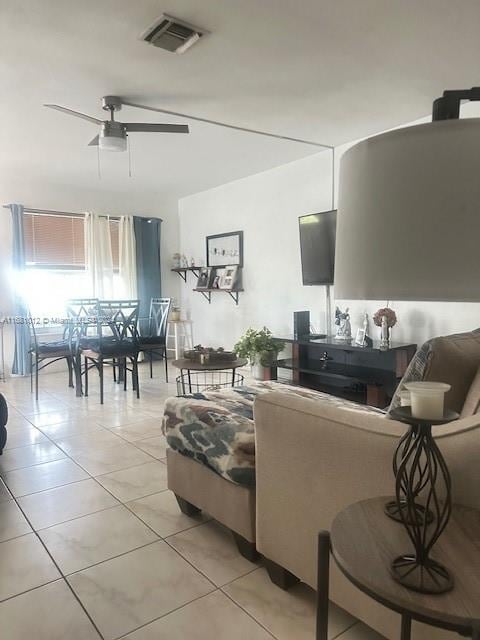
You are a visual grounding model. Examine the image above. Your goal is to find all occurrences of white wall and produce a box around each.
[178,151,335,349]
[0,178,180,373]
[179,129,480,350]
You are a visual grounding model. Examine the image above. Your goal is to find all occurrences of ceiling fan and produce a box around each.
[44,95,189,151]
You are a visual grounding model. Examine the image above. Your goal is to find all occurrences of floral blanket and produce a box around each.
[162,381,384,488]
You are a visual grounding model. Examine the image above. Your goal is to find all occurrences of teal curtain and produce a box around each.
[10,204,31,375]
[133,216,162,335]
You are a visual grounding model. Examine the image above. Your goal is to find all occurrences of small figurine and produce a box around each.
[172,253,181,269]
[181,254,188,268]
[190,257,195,267]
[335,306,352,341]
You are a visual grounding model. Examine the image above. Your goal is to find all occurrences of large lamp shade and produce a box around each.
[335,118,480,301]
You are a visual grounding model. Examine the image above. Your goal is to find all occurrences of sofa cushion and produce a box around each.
[460,365,480,418]
[389,328,480,415]
[162,381,384,488]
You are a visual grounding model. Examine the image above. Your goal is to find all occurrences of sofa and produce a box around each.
[162,330,480,640]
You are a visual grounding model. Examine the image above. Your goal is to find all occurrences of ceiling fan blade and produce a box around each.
[44,104,103,125]
[124,123,189,134]
[88,135,99,146]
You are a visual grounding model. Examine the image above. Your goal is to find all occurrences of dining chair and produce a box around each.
[29,318,74,401]
[138,298,171,381]
[66,298,99,396]
[79,300,140,404]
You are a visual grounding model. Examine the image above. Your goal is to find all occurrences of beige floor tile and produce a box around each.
[3,458,89,497]
[25,408,81,426]
[3,415,34,431]
[336,623,385,639]
[133,436,168,459]
[96,461,167,502]
[123,590,273,639]
[39,505,158,574]
[127,490,209,537]
[167,520,257,586]
[55,428,125,455]
[108,417,163,442]
[223,568,357,640]
[37,417,104,440]
[0,579,101,639]
[0,500,32,542]
[0,477,12,502]
[93,409,154,429]
[68,540,214,640]
[18,478,119,529]
[0,533,60,600]
[3,426,47,449]
[71,442,154,476]
[0,442,66,472]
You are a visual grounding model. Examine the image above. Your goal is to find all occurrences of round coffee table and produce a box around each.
[316,497,480,640]
[172,357,248,394]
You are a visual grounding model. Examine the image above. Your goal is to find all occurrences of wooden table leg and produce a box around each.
[316,531,330,640]
[400,614,411,640]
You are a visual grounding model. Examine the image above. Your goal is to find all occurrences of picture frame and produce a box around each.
[196,267,213,290]
[355,328,366,347]
[211,268,225,289]
[218,265,238,290]
[206,231,243,268]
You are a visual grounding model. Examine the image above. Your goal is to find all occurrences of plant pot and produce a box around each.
[252,363,268,381]
[171,310,181,321]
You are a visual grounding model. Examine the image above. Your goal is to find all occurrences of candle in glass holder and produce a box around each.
[405,382,451,420]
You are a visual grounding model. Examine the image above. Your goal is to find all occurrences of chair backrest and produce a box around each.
[66,298,99,346]
[97,300,140,343]
[149,298,171,339]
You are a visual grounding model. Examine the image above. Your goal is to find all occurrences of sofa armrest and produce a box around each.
[254,391,480,587]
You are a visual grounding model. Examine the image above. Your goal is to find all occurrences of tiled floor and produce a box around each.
[0,364,385,640]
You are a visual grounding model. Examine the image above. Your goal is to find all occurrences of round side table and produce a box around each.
[316,498,480,640]
[172,357,248,395]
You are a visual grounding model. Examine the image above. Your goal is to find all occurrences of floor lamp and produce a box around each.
[334,87,480,594]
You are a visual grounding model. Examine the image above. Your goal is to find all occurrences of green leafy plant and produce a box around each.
[234,327,285,366]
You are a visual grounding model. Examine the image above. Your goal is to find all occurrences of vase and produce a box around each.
[380,316,390,350]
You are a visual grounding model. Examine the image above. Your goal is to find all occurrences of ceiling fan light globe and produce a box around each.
[99,134,127,152]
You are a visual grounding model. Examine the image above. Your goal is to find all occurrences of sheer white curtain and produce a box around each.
[119,216,137,299]
[84,212,114,298]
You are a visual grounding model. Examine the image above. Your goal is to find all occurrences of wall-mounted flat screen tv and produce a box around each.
[299,210,337,285]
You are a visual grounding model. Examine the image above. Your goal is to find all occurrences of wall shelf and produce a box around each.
[192,288,243,305]
[172,266,244,305]
[171,267,201,283]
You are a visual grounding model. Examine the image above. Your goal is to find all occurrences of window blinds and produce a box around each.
[23,213,119,269]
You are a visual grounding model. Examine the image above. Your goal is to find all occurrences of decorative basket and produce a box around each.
[183,349,236,363]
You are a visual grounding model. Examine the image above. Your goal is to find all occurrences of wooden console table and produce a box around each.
[316,498,480,639]
[271,335,416,407]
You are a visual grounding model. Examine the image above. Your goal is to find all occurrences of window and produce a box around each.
[21,212,120,321]
[23,213,119,269]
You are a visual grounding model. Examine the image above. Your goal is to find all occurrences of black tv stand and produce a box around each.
[269,335,416,408]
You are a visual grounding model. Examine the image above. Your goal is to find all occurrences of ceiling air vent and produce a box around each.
[140,14,208,54]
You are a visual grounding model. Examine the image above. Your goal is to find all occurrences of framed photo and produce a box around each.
[206,231,243,268]
[218,265,238,290]
[355,328,366,347]
[196,267,213,290]
[211,268,225,289]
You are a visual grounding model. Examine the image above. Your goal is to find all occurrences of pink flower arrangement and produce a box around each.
[373,307,397,328]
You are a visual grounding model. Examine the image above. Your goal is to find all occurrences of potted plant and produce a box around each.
[234,327,285,380]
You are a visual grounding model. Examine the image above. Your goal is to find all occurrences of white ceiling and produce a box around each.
[2,0,480,201]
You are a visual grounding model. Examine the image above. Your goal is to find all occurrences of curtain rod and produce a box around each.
[2,206,121,221]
